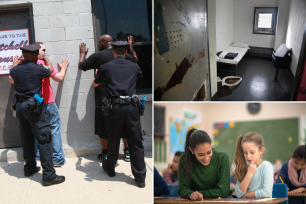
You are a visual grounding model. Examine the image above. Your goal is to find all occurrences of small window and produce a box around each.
[253,7,278,35]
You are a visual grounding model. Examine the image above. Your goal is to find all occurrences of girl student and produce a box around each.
[276,144,306,196]
[234,132,273,198]
[178,129,231,201]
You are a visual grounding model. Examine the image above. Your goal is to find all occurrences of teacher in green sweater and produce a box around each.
[178,128,231,201]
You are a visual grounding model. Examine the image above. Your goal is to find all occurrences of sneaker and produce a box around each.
[124,149,130,162]
[36,160,41,167]
[98,153,107,163]
[53,162,63,167]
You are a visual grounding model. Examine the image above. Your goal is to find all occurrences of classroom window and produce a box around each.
[253,7,278,35]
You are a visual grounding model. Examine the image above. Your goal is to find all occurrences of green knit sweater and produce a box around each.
[178,149,230,199]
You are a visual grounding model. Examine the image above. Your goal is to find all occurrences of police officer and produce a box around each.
[78,35,137,163]
[9,44,65,186]
[92,41,146,188]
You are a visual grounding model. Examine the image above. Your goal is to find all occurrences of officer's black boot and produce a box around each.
[102,157,115,177]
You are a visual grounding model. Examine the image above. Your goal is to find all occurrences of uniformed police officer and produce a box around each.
[92,41,146,188]
[9,44,65,186]
[79,35,137,163]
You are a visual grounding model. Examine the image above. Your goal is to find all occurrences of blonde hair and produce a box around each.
[234,132,265,183]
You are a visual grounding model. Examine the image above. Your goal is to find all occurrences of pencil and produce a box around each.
[279,175,284,183]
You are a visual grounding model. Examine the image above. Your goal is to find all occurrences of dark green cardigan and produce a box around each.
[178,149,230,199]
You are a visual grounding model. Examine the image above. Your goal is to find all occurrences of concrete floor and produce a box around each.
[0,151,153,204]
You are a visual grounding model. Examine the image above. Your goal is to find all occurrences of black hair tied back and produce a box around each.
[181,128,212,179]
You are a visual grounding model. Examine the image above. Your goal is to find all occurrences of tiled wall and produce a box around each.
[286,0,306,76]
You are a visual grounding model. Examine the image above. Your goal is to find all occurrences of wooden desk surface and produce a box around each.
[154,197,288,204]
[288,192,306,197]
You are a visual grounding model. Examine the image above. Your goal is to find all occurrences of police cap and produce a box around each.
[110,41,129,48]
[20,44,41,53]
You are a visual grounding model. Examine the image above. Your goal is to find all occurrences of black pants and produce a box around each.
[95,107,126,139]
[16,100,56,182]
[105,103,146,183]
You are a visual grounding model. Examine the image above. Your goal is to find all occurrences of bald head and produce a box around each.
[98,34,113,51]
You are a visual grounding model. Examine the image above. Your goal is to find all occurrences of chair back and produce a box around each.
[272,183,288,204]
[161,184,179,197]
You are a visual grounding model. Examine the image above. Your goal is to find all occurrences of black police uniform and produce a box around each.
[10,45,57,182]
[94,42,146,185]
[79,48,137,140]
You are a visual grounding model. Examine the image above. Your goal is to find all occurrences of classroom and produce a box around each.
[154,102,306,203]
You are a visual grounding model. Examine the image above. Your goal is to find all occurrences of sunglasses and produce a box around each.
[41,49,46,52]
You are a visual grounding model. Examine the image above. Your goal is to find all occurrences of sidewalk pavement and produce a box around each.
[0,150,153,204]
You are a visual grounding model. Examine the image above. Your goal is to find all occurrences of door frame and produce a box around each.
[290,22,306,101]
[0,4,35,44]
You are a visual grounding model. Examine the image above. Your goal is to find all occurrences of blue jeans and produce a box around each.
[35,102,65,165]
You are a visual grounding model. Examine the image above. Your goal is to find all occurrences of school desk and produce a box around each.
[288,192,306,204]
[154,197,288,204]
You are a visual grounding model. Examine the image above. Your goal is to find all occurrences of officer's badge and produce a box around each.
[43,65,49,69]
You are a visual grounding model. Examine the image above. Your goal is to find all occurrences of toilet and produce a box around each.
[217,76,242,98]
[221,76,242,90]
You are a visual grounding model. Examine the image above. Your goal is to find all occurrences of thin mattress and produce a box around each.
[217,46,249,65]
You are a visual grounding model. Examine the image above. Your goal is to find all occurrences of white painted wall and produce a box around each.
[233,0,279,48]
[156,103,306,162]
[208,0,218,98]
[0,0,152,156]
[216,0,234,52]
[285,0,306,76]
[274,0,290,50]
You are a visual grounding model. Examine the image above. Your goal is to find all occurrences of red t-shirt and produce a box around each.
[37,59,58,104]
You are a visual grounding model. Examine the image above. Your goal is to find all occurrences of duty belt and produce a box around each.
[111,96,140,105]
[111,97,132,105]
[16,95,35,102]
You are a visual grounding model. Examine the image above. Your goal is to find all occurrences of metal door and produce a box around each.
[291,23,306,101]
[0,6,35,148]
[295,53,306,101]
[154,0,210,101]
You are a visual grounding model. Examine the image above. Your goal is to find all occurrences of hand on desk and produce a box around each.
[289,187,306,194]
[242,192,255,198]
[190,191,203,201]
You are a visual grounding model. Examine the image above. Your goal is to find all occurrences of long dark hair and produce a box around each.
[292,143,306,161]
[181,128,212,179]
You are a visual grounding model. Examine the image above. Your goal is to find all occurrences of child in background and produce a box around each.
[276,144,306,203]
[230,163,236,190]
[273,159,282,183]
[234,132,273,198]
[162,151,183,184]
